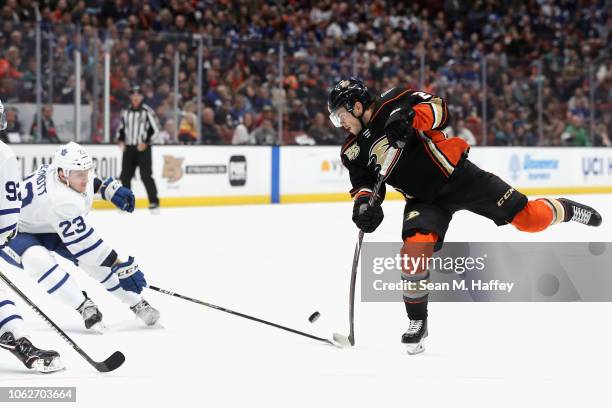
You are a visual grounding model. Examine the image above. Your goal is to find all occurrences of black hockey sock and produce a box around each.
[405,297,428,320]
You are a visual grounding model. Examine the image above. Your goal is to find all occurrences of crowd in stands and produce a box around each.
[0,0,609,146]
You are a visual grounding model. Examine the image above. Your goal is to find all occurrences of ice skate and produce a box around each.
[130,298,160,326]
[558,198,602,227]
[401,319,428,355]
[148,203,160,215]
[77,292,105,334]
[0,332,64,373]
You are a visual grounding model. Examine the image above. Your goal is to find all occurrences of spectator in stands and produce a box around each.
[30,104,58,143]
[287,99,309,132]
[158,119,177,144]
[255,105,275,127]
[251,118,277,145]
[58,74,76,104]
[4,106,21,139]
[177,101,198,144]
[542,117,566,146]
[229,94,249,124]
[308,112,342,145]
[454,119,477,146]
[561,115,591,147]
[1,0,609,146]
[490,110,512,146]
[232,112,255,145]
[0,46,22,80]
[567,88,590,120]
[201,107,221,145]
[593,123,610,147]
[141,79,157,108]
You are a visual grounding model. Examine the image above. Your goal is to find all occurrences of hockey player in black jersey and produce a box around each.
[328,77,602,354]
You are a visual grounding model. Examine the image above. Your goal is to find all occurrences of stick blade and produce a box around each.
[332,333,352,348]
[94,351,125,372]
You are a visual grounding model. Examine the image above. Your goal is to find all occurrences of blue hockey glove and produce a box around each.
[112,256,147,294]
[100,177,135,212]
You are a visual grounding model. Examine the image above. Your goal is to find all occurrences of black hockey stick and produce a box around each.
[333,145,402,347]
[0,270,125,372]
[148,285,336,346]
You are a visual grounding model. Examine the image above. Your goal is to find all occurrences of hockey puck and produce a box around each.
[308,311,320,323]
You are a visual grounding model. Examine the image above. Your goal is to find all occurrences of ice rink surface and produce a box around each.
[0,194,610,407]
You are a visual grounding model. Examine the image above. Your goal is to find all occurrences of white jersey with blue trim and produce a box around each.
[0,141,20,244]
[17,164,112,266]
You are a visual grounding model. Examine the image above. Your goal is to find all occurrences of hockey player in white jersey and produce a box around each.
[0,101,64,373]
[0,141,160,333]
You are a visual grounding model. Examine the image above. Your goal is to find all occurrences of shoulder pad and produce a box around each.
[51,186,87,219]
[378,87,409,103]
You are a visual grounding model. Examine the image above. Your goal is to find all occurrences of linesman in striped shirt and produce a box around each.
[117,85,160,211]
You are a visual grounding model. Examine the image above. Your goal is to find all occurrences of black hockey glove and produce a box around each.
[384,106,416,148]
[352,195,384,233]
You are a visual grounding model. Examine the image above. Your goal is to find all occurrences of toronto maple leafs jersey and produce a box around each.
[0,141,20,244]
[17,164,113,266]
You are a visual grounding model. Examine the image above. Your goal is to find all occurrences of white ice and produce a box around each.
[0,194,610,407]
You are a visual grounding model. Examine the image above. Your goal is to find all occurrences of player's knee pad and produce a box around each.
[400,232,437,302]
[21,246,84,309]
[22,246,64,290]
[511,199,555,233]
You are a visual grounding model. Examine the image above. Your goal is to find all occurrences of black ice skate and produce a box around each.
[401,319,428,355]
[558,198,602,227]
[130,298,161,326]
[148,203,160,215]
[0,332,64,373]
[77,292,105,333]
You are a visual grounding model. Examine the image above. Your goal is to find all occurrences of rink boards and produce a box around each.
[9,145,612,208]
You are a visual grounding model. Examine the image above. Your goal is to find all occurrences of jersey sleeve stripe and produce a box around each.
[430,102,443,128]
[0,300,16,308]
[0,223,16,234]
[0,208,20,216]
[47,272,70,294]
[423,137,455,175]
[441,99,448,127]
[73,239,103,258]
[107,283,121,292]
[100,270,115,284]
[425,103,438,128]
[413,98,447,130]
[418,137,451,177]
[37,264,59,283]
[64,228,95,246]
[0,315,23,330]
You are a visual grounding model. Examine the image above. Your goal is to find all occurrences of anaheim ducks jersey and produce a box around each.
[340,87,470,203]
